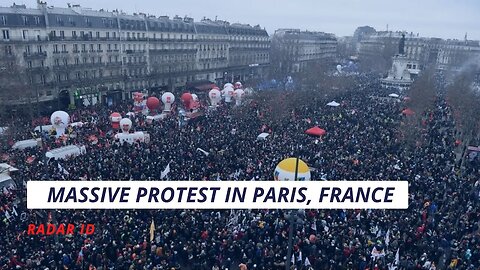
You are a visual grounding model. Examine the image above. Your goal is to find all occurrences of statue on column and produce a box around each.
[398,33,405,55]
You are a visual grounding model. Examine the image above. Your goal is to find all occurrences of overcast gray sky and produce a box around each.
[21,0,480,40]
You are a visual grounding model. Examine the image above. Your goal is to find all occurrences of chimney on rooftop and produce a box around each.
[37,0,47,9]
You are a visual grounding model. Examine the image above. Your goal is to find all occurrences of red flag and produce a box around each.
[26,156,36,164]
[88,135,98,145]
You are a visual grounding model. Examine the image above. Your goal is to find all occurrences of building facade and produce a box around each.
[271,29,337,76]
[358,30,480,72]
[0,2,270,108]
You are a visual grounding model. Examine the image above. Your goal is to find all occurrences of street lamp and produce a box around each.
[285,157,300,270]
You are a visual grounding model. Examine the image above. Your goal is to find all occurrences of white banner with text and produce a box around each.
[27,180,409,209]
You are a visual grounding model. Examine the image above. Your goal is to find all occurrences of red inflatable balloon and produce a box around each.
[181,93,193,109]
[110,112,122,129]
[181,93,193,102]
[146,97,160,110]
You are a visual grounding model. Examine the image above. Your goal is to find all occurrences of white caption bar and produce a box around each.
[27,181,409,209]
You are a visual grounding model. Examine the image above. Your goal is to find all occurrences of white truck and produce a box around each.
[115,132,150,144]
[12,138,42,150]
[34,125,54,133]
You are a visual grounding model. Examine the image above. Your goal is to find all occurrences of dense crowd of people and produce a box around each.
[0,72,479,270]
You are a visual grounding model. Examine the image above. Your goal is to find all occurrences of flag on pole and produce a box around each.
[160,162,171,179]
[12,205,18,217]
[304,257,311,266]
[371,245,386,262]
[389,248,400,270]
[311,221,317,231]
[196,148,209,156]
[4,210,11,222]
[76,249,83,264]
[149,220,155,242]
[385,229,390,247]
[58,163,70,176]
[394,248,399,266]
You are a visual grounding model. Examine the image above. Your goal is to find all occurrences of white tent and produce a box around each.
[0,174,15,189]
[257,133,270,140]
[326,101,340,107]
[388,93,400,98]
[0,163,18,189]
[0,163,18,173]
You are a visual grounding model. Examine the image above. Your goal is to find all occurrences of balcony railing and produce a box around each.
[125,49,147,54]
[149,48,197,54]
[26,66,50,73]
[23,51,47,58]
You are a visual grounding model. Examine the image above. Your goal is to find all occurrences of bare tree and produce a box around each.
[402,68,437,147]
[269,33,299,80]
[0,61,35,120]
[359,36,398,73]
[447,66,480,143]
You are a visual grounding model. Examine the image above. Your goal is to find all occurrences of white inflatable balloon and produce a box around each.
[209,89,221,107]
[161,92,175,112]
[223,86,235,103]
[50,111,70,137]
[234,89,245,106]
[119,118,132,133]
[336,64,342,73]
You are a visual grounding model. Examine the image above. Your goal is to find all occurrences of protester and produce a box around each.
[0,73,478,270]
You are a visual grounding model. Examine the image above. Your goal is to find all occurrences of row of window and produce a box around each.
[200,62,227,70]
[51,30,117,39]
[48,29,196,41]
[0,15,41,26]
[153,54,195,63]
[199,44,227,51]
[26,42,268,54]
[199,52,227,59]
[152,64,192,73]
[231,54,269,63]
[230,36,269,42]
[230,43,270,49]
